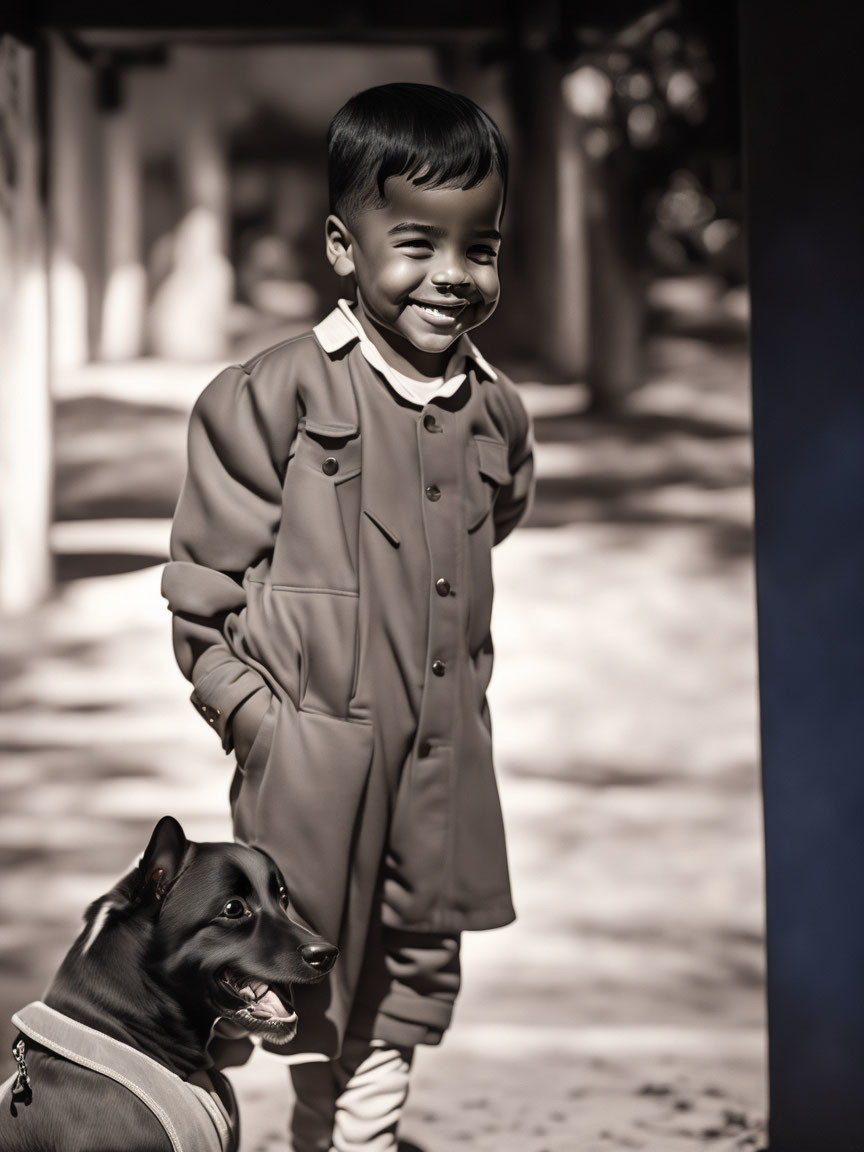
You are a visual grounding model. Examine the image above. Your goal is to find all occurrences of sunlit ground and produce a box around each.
[0,275,765,1150]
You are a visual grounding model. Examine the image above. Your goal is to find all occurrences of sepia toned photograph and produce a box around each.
[0,2,859,1150]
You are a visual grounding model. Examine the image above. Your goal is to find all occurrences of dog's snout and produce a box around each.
[299,942,338,974]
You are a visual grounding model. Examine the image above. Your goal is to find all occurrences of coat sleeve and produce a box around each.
[160,361,293,753]
[492,378,536,546]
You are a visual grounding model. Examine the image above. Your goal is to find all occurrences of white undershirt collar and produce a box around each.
[313,298,497,407]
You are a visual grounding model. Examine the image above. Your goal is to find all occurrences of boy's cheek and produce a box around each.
[478,266,501,302]
[384,265,426,299]
[358,265,419,306]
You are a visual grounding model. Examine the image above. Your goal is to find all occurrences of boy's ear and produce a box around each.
[325,214,356,278]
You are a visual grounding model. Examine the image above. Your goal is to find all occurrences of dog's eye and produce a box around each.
[279,887,290,913]
[222,899,248,919]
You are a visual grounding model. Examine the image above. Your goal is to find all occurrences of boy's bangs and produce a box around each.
[376,120,504,199]
[328,84,508,221]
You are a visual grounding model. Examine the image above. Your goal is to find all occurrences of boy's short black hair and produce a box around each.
[327,82,508,225]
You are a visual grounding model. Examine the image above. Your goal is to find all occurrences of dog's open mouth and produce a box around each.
[219,969,298,1044]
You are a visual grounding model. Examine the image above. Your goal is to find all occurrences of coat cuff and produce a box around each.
[191,650,269,753]
[509,453,534,502]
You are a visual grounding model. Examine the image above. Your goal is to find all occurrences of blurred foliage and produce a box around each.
[563,1,744,281]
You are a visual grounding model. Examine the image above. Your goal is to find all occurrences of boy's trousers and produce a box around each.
[290,909,460,1152]
[290,1036,413,1152]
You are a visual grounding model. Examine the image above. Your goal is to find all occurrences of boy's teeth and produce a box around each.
[415,302,459,317]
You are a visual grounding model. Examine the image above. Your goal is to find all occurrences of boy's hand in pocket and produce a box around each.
[231,688,271,765]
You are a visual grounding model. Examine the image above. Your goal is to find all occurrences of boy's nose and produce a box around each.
[431,267,470,291]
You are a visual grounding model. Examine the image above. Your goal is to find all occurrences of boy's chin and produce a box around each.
[405,329,461,354]
[397,316,467,354]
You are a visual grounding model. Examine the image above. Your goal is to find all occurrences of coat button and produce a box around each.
[423,413,443,433]
[431,660,446,677]
[425,484,441,501]
[435,578,451,596]
[418,741,432,757]
[322,457,339,476]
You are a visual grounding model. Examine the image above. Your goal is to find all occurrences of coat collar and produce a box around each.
[313,299,498,399]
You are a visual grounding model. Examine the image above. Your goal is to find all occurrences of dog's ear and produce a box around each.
[135,816,190,904]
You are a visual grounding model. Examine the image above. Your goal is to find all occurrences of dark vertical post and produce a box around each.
[742,3,864,1148]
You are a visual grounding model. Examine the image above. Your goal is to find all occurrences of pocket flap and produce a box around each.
[474,436,511,487]
[302,417,359,439]
[363,508,400,547]
[294,421,362,482]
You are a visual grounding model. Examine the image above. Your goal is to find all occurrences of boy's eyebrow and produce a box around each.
[388,222,447,239]
[387,222,502,242]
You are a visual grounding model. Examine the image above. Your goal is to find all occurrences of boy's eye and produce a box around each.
[395,239,433,254]
[469,246,498,264]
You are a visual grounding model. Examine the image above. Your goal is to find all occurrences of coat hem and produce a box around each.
[383,900,516,934]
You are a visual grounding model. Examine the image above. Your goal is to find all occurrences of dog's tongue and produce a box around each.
[240,979,296,1022]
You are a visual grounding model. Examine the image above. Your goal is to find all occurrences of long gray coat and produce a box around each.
[161,322,534,1058]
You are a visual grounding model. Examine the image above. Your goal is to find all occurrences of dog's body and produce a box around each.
[1,817,337,1151]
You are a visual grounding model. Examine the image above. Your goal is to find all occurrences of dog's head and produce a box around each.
[82,816,337,1047]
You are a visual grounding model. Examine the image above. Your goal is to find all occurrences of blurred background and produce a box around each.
[0,3,764,1149]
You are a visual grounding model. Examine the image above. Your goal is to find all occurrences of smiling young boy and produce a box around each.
[162,83,534,1150]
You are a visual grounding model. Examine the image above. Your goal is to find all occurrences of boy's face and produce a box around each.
[326,172,504,378]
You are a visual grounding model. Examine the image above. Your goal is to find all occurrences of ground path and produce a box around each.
[0,277,766,1149]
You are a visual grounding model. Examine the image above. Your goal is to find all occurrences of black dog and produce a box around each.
[1,816,337,1151]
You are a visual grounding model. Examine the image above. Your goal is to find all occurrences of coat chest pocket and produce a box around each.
[292,418,362,482]
[271,418,362,589]
[466,435,511,532]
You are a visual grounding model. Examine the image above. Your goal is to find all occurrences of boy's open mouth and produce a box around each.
[408,299,467,325]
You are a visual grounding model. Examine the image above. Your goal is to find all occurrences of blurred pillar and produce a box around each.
[506,48,589,380]
[180,100,230,254]
[0,35,53,613]
[49,32,100,371]
[743,2,864,1148]
[148,49,231,361]
[583,150,646,410]
[562,61,646,410]
[99,63,146,361]
[555,103,589,378]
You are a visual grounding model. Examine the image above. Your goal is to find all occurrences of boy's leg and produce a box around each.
[289,908,461,1151]
[289,1037,412,1152]
[331,1036,414,1152]
[350,912,462,1050]
[290,1059,338,1152]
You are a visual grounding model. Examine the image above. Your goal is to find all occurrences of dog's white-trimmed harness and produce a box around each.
[4,1001,237,1152]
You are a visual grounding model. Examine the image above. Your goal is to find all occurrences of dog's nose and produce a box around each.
[299,942,338,974]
